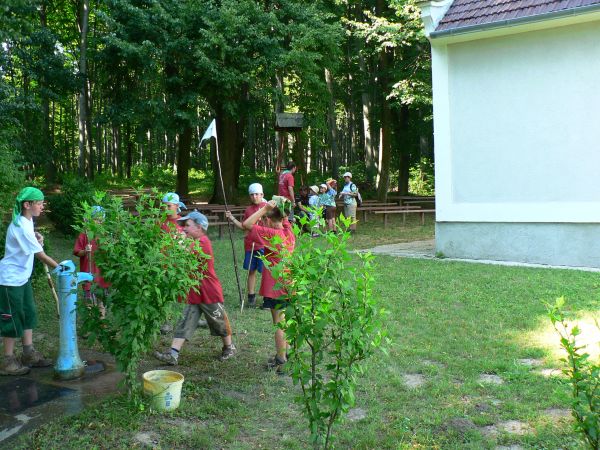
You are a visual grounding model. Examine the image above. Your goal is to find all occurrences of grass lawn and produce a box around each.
[11,214,597,449]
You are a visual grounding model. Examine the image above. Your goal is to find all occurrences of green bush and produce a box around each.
[548,297,599,450]
[0,145,26,215]
[273,212,387,449]
[78,190,201,399]
[408,157,435,196]
[47,177,96,235]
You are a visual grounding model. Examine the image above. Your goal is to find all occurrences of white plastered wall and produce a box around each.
[433,19,600,223]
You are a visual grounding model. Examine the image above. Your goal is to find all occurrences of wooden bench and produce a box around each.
[374,209,436,227]
[358,205,421,222]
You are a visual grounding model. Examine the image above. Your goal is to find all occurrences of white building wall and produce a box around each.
[435,20,600,223]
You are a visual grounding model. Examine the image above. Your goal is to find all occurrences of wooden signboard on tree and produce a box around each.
[275,112,305,186]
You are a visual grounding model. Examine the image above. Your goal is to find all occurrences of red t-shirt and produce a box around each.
[247,220,295,299]
[73,233,110,290]
[187,235,224,304]
[242,202,267,251]
[161,215,183,234]
[278,171,295,200]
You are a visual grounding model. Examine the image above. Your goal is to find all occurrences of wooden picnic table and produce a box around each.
[358,205,421,222]
[374,209,436,227]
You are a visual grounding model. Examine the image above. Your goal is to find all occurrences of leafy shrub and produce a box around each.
[548,297,599,450]
[0,145,26,215]
[408,157,435,196]
[47,177,95,235]
[77,190,202,399]
[273,212,387,449]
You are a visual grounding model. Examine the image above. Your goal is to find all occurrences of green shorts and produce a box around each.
[0,280,38,338]
[174,303,232,340]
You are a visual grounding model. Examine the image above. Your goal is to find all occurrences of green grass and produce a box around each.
[11,217,597,449]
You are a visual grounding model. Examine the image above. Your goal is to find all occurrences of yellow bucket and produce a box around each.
[143,370,184,411]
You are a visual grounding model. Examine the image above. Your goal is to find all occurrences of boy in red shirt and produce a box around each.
[154,211,236,364]
[160,192,186,234]
[73,206,109,317]
[243,199,295,371]
[278,161,296,221]
[225,182,266,308]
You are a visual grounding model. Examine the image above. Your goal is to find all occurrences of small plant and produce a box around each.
[548,297,599,450]
[77,189,202,400]
[272,211,387,449]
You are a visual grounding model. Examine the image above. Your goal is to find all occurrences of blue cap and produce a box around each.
[162,192,187,211]
[177,210,208,231]
[91,205,105,218]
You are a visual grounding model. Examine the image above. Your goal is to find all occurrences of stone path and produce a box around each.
[357,239,600,272]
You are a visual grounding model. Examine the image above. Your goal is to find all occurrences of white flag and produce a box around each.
[200,119,217,143]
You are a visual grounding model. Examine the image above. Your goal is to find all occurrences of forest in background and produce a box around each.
[0,0,433,204]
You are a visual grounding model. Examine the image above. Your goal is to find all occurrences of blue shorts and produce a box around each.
[262,297,288,310]
[243,249,264,273]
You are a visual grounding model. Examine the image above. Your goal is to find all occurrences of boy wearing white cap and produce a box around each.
[154,211,236,364]
[225,183,266,308]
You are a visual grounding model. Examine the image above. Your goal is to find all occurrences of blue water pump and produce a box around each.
[52,260,93,380]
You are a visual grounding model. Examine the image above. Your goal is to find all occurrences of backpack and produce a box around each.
[351,183,363,207]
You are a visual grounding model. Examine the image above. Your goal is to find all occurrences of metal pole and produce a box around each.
[213,132,245,311]
[44,264,60,317]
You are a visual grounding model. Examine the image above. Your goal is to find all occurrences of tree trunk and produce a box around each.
[325,68,340,179]
[176,126,192,197]
[77,0,90,177]
[40,3,56,182]
[394,105,410,195]
[359,55,376,186]
[376,0,392,201]
[210,109,243,204]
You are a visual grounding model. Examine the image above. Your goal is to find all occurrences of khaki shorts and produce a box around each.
[344,203,357,220]
[174,303,232,340]
[0,280,37,338]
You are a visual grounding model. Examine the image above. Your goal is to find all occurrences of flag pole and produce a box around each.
[210,121,245,312]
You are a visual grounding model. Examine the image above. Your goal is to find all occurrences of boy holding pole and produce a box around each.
[225,183,267,308]
[243,199,295,371]
[0,187,59,375]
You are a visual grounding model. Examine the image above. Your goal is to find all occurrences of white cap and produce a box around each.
[309,185,319,194]
[320,184,327,189]
[343,172,352,178]
[248,183,263,195]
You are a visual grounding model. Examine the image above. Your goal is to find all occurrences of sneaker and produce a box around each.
[219,344,236,361]
[1,355,31,375]
[154,351,178,366]
[21,349,52,368]
[266,355,287,374]
[197,319,208,329]
[247,297,256,308]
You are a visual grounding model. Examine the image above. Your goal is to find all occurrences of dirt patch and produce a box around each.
[475,402,493,413]
[544,408,571,423]
[162,418,203,435]
[516,358,543,367]
[441,418,477,436]
[421,359,446,369]
[478,374,504,385]
[403,373,426,389]
[347,407,367,422]
[482,420,532,437]
[133,431,160,447]
[533,368,562,378]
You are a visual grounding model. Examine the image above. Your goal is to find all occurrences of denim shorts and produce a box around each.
[243,249,264,273]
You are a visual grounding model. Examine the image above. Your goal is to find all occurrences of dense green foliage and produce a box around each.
[548,298,600,450]
[47,177,96,234]
[274,213,386,448]
[77,190,202,397]
[1,0,432,200]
